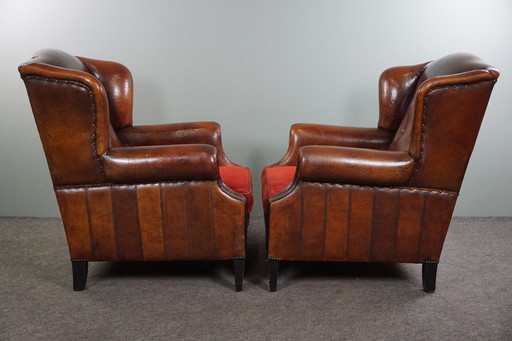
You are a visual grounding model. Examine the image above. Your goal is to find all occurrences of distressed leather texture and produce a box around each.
[263,53,499,264]
[19,49,252,265]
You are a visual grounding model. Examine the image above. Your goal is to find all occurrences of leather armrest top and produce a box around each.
[276,123,394,166]
[102,144,218,183]
[297,146,415,187]
[116,121,236,166]
[117,122,221,146]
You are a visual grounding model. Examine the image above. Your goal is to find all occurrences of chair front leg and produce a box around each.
[268,258,279,292]
[234,258,245,292]
[422,261,439,293]
[72,260,88,291]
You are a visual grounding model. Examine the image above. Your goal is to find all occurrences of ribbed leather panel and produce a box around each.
[268,183,457,263]
[55,182,246,261]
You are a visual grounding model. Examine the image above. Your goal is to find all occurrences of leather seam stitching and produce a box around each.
[55,180,225,190]
[269,181,458,204]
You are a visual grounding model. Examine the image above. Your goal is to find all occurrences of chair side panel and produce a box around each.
[268,183,457,263]
[55,182,246,261]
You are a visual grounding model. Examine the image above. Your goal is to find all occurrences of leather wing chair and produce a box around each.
[261,53,499,292]
[19,49,253,291]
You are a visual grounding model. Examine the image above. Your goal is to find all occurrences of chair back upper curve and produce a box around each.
[19,49,122,186]
[386,53,499,192]
[19,49,243,187]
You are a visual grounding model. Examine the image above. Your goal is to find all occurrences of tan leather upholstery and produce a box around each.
[19,49,252,291]
[262,53,499,292]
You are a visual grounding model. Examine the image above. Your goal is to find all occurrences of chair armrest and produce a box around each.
[297,146,415,187]
[116,121,236,166]
[276,123,394,166]
[101,144,218,183]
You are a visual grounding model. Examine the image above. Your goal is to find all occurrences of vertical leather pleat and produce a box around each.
[269,189,303,260]
[370,188,400,262]
[111,185,143,260]
[137,184,166,260]
[418,193,456,261]
[161,183,189,259]
[86,187,117,260]
[324,186,350,261]
[394,190,425,262]
[185,182,216,259]
[301,184,327,260]
[56,189,92,259]
[346,188,373,261]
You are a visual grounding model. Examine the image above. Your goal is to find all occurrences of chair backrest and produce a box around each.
[387,53,499,192]
[19,49,133,186]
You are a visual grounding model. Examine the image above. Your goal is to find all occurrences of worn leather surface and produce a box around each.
[265,53,499,263]
[117,122,236,166]
[19,48,251,262]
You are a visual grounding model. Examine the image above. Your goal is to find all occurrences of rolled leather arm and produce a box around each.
[297,145,415,187]
[101,144,218,183]
[116,121,235,166]
[277,123,394,166]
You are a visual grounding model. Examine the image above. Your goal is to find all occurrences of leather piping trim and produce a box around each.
[269,180,458,205]
[217,178,249,216]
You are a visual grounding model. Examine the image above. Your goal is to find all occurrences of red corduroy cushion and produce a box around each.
[219,166,254,212]
[261,166,296,211]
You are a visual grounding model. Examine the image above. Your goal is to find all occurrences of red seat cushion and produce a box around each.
[261,166,296,210]
[219,166,253,212]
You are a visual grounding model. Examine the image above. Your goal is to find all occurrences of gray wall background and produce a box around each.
[1,0,511,217]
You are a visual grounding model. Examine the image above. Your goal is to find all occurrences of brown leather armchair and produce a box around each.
[19,49,253,291]
[261,53,499,292]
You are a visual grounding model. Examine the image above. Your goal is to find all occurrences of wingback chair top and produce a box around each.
[262,53,499,292]
[19,49,241,187]
[19,49,253,291]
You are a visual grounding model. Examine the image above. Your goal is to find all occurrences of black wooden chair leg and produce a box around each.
[422,261,438,293]
[268,258,279,292]
[234,258,245,292]
[72,260,88,291]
